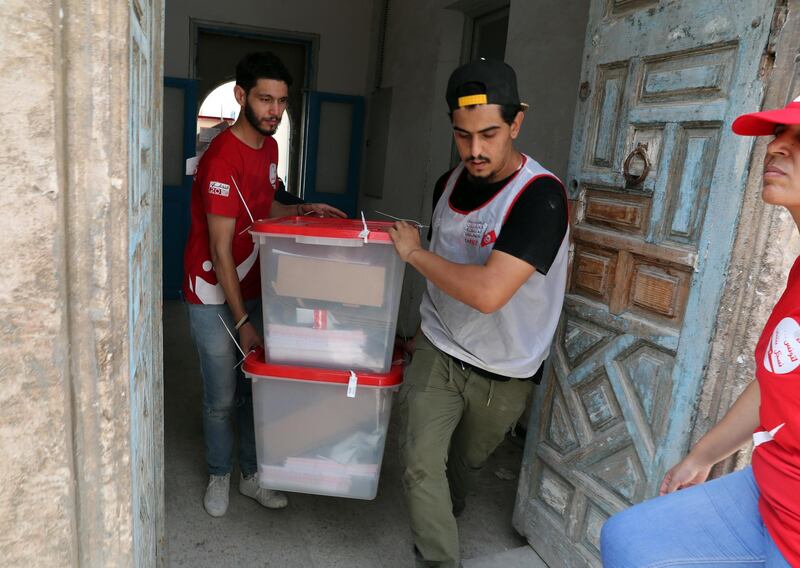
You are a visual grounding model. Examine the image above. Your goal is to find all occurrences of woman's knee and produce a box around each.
[600,507,642,565]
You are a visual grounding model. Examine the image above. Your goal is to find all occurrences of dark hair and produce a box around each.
[499,104,525,124]
[235,51,293,94]
[447,82,524,125]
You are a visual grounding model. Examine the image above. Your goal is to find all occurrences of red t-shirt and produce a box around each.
[182,128,277,304]
[753,255,800,564]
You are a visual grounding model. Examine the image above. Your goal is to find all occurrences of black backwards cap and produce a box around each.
[445,58,528,112]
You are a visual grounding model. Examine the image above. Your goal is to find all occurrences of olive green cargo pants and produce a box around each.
[398,333,534,567]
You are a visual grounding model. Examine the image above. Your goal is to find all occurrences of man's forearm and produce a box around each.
[407,249,496,313]
[211,247,248,321]
[270,201,300,218]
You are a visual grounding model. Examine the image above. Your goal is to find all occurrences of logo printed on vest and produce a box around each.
[464,220,488,247]
[481,230,497,247]
[764,317,800,374]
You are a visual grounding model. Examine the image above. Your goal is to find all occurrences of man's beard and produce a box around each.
[244,101,278,136]
[465,155,493,184]
[466,172,493,184]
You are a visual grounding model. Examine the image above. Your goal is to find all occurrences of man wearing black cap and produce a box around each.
[388,59,569,567]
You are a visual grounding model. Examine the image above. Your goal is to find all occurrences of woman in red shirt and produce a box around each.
[601,98,800,567]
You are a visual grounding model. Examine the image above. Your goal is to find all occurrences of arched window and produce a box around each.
[196,80,291,188]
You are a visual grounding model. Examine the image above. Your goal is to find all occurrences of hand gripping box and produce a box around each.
[251,217,406,373]
[243,350,403,500]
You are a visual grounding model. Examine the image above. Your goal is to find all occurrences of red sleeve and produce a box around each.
[198,157,240,218]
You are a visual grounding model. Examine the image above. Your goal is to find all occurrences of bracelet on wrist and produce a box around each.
[234,313,249,330]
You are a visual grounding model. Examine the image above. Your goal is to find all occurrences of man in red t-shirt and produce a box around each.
[183,51,344,518]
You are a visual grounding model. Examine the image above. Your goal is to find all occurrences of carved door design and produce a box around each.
[129,0,164,564]
[514,1,776,566]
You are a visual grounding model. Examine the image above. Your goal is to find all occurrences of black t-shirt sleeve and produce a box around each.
[494,177,568,275]
[427,171,451,241]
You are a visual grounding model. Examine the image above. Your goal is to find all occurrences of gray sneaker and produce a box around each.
[239,472,288,509]
[203,473,230,517]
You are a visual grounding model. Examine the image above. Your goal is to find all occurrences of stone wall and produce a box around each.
[0,0,164,565]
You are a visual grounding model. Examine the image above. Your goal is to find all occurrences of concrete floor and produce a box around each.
[163,300,545,567]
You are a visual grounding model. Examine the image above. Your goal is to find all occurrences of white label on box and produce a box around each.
[296,307,314,324]
[347,371,358,398]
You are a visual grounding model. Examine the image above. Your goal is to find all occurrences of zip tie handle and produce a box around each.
[347,371,358,398]
[230,175,255,224]
[373,209,429,229]
[358,211,370,244]
[218,313,247,358]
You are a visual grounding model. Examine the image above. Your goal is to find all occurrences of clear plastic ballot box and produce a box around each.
[251,217,406,373]
[243,350,403,500]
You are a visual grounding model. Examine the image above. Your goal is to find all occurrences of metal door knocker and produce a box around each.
[623,142,651,186]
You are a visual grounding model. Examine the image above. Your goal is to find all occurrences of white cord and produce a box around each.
[218,313,247,358]
[373,209,429,229]
[230,175,255,224]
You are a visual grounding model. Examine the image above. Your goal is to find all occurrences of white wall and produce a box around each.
[506,0,590,185]
[165,0,375,95]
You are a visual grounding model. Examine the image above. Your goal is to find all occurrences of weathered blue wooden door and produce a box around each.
[162,78,197,299]
[130,0,165,563]
[301,91,365,217]
[513,1,776,566]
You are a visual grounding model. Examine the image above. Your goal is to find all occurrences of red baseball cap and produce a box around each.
[732,96,800,136]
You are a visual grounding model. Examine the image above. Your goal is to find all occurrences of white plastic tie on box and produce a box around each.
[373,209,429,229]
[347,371,358,398]
[218,313,251,369]
[231,175,256,235]
[358,211,370,243]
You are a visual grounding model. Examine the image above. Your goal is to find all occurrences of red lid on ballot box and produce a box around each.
[251,216,395,242]
[243,348,404,387]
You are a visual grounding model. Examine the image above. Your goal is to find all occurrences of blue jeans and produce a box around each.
[187,299,262,476]
[601,467,790,567]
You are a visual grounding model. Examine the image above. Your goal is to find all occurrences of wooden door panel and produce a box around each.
[608,0,659,17]
[638,43,737,104]
[590,64,629,170]
[583,188,651,236]
[572,245,618,302]
[660,126,721,246]
[515,6,774,562]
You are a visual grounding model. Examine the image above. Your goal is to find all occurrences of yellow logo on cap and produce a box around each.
[458,94,488,107]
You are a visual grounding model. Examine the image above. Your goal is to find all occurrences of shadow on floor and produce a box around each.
[163,300,529,567]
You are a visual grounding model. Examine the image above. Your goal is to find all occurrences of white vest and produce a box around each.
[420,154,569,378]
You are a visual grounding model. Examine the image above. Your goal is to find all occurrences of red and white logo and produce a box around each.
[269,163,278,188]
[464,220,487,247]
[764,317,800,374]
[754,422,786,447]
[481,230,497,247]
[208,181,230,197]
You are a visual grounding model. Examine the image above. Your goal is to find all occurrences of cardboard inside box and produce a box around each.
[273,254,386,307]
[253,384,383,459]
